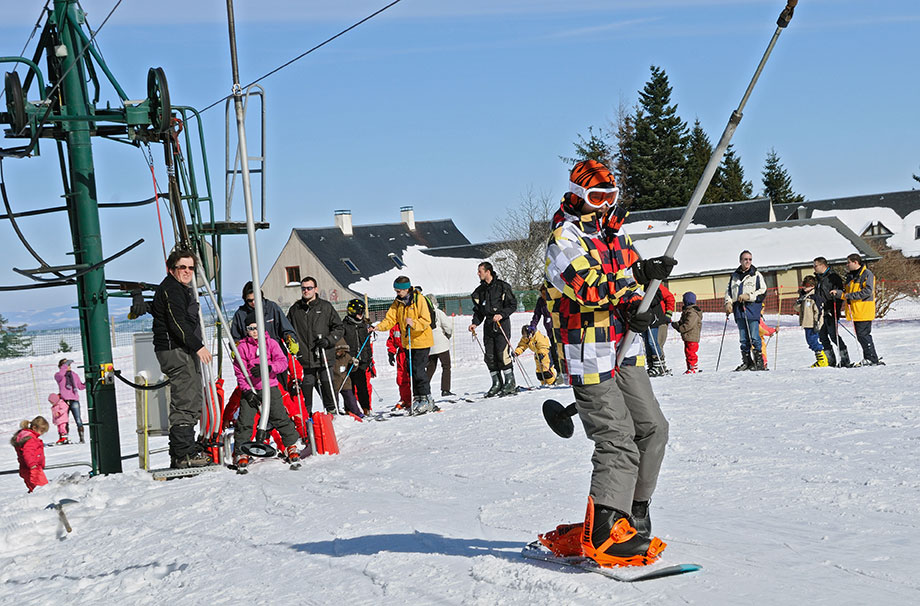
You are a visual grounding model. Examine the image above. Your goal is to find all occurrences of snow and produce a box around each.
[885,209,920,257]
[811,207,903,241]
[632,224,862,276]
[1,314,919,605]
[627,219,706,233]
[347,245,485,297]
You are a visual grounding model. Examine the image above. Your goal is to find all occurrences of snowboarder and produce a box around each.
[513,326,557,386]
[812,256,851,367]
[425,296,455,397]
[151,249,213,469]
[53,359,85,443]
[11,416,50,492]
[468,262,518,397]
[48,393,71,444]
[287,276,344,413]
[724,250,767,371]
[374,276,436,414]
[539,160,672,567]
[830,253,882,366]
[793,275,827,367]
[342,298,374,414]
[672,291,702,374]
[232,312,302,470]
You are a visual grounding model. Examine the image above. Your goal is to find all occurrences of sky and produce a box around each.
[1,0,918,317]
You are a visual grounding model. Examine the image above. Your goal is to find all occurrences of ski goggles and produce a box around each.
[568,182,619,208]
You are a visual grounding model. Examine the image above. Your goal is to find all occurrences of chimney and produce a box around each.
[400,205,415,231]
[334,209,353,236]
[796,205,807,220]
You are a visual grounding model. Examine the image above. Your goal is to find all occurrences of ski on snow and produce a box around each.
[521,541,701,582]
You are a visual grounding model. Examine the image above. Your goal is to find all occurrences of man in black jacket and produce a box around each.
[812,257,851,367]
[343,298,374,414]
[468,262,518,397]
[151,249,213,469]
[287,276,344,413]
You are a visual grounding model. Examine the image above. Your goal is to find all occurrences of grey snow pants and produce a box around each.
[156,348,204,428]
[573,365,669,514]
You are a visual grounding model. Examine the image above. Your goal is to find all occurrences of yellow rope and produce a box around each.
[29,363,42,415]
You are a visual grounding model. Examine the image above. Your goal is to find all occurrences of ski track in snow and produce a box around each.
[1,320,919,604]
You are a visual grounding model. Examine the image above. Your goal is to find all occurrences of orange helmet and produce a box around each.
[569,160,619,210]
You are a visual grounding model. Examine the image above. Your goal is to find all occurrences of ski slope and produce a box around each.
[0,318,918,605]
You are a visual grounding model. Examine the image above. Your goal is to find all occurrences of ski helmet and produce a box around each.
[568,160,619,211]
[347,298,365,317]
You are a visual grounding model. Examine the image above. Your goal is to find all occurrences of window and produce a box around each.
[915,226,920,240]
[285,266,301,285]
[341,258,360,274]
[388,253,405,269]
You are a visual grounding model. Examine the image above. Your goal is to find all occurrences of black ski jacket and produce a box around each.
[287,297,344,369]
[813,267,845,318]
[230,298,296,345]
[471,278,517,330]
[343,315,373,369]
[151,274,204,354]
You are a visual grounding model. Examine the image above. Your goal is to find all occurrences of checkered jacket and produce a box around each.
[544,197,644,386]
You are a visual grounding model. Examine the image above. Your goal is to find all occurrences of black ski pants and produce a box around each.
[351,367,371,411]
[408,347,431,397]
[301,365,335,414]
[818,314,849,365]
[483,319,513,372]
[854,320,879,363]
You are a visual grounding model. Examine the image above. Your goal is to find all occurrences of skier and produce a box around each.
[151,249,213,469]
[758,312,777,370]
[830,253,883,366]
[342,299,374,414]
[287,277,344,413]
[425,296,455,397]
[512,326,557,386]
[724,250,767,371]
[793,276,828,367]
[643,285,673,377]
[332,337,364,417]
[53,359,85,443]
[529,284,562,377]
[11,416,50,492]
[386,325,412,409]
[232,312,302,470]
[538,160,672,567]
[812,256,851,367]
[672,291,702,374]
[374,276,436,414]
[48,393,71,444]
[468,262,518,397]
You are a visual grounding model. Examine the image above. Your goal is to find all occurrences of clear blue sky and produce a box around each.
[1,0,918,316]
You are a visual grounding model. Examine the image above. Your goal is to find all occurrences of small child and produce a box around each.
[332,338,364,417]
[48,393,71,444]
[794,275,827,367]
[758,314,778,369]
[11,416,50,493]
[673,292,702,374]
[54,359,86,443]
[513,326,557,386]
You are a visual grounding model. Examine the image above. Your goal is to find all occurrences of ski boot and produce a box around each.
[646,356,662,377]
[684,365,698,374]
[753,352,766,371]
[77,426,85,443]
[631,500,651,537]
[441,390,455,397]
[811,350,829,367]
[55,436,71,445]
[538,523,584,557]
[498,369,517,396]
[484,371,503,398]
[285,445,301,464]
[234,453,250,474]
[734,352,754,372]
[580,497,666,567]
[172,451,211,469]
[411,395,436,415]
[838,351,852,368]
[824,348,837,367]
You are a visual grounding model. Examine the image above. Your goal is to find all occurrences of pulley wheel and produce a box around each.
[146,67,171,134]
[4,72,27,134]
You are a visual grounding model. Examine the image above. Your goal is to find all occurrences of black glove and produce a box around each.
[248,365,261,378]
[388,351,396,366]
[127,289,149,319]
[242,390,259,406]
[314,336,331,350]
[627,308,654,334]
[797,288,805,297]
[632,256,677,285]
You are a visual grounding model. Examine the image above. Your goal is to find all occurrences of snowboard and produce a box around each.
[521,540,701,582]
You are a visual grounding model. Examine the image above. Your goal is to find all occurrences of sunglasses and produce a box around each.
[301,285,315,291]
[245,298,255,303]
[569,182,619,208]
[174,264,195,271]
[246,325,259,331]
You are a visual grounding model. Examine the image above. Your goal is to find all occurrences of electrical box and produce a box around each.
[133,332,169,469]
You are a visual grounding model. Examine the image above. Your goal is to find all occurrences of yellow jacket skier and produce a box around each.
[513,326,557,385]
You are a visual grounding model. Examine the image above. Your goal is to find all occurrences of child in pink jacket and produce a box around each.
[54,359,86,443]
[48,393,71,444]
[12,417,50,492]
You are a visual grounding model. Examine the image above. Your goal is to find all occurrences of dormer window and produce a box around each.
[388,253,405,269]
[341,258,360,274]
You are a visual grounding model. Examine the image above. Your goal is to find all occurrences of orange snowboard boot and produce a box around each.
[580,496,666,567]
[538,523,584,557]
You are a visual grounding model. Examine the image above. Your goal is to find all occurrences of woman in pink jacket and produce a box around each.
[12,417,50,492]
[232,312,301,469]
[54,359,85,443]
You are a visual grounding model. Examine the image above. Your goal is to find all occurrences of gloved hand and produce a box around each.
[665,310,673,321]
[314,336,331,350]
[671,321,679,330]
[737,293,751,303]
[388,351,396,366]
[286,337,300,355]
[724,301,733,314]
[249,365,261,379]
[127,289,149,320]
[797,288,805,297]
[626,307,654,334]
[632,256,677,284]
[242,390,259,406]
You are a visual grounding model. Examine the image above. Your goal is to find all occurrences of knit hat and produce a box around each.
[244,310,258,326]
[682,292,697,306]
[569,160,616,192]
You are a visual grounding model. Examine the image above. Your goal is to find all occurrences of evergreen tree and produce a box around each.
[685,119,722,204]
[626,66,689,210]
[712,145,753,202]
[0,314,32,358]
[761,148,804,205]
[560,126,613,168]
[613,105,635,207]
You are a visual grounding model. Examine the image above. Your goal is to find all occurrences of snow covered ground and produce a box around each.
[1,317,918,605]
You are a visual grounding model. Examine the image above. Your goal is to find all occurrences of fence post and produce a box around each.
[29,363,42,415]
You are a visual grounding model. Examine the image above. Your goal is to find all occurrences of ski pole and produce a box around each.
[497,321,534,389]
[715,314,729,372]
[472,329,486,357]
[318,343,342,415]
[288,351,316,455]
[406,324,414,413]
[616,0,799,367]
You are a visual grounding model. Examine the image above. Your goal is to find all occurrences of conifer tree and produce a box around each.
[0,314,31,358]
[560,126,613,168]
[712,145,753,202]
[685,119,722,204]
[761,148,804,205]
[612,103,635,206]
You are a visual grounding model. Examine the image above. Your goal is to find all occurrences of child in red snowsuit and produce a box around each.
[12,416,50,492]
[386,325,412,408]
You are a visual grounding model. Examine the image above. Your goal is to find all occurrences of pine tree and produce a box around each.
[626,66,689,210]
[560,126,613,168]
[685,119,722,204]
[612,104,635,206]
[761,148,804,205]
[0,314,32,358]
[712,145,753,202]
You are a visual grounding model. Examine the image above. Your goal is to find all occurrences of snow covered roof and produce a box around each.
[810,207,903,239]
[886,209,920,257]
[629,218,879,277]
[774,189,920,221]
[347,245,486,298]
[625,197,772,230]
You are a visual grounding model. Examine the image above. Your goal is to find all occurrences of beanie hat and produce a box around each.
[569,160,616,193]
[244,310,258,326]
[682,292,697,306]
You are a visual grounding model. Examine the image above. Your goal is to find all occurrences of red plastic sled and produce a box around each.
[312,411,339,455]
